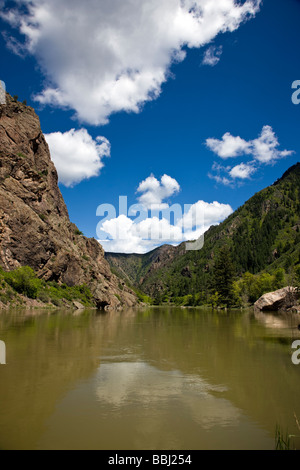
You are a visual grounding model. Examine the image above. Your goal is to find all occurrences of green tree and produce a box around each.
[211,245,236,307]
[273,268,285,289]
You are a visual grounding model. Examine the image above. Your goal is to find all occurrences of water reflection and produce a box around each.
[0,307,299,449]
[96,361,238,428]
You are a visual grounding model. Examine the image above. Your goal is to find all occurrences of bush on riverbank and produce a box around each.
[0,266,94,308]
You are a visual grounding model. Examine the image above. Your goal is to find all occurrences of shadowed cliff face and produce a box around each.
[0,94,137,309]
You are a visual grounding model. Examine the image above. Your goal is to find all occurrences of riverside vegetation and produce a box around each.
[0,265,94,308]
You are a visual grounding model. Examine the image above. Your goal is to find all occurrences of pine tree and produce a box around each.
[212,245,236,307]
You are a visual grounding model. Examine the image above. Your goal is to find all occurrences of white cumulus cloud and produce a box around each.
[137,174,180,209]
[1,0,261,125]
[206,126,293,163]
[45,129,110,187]
[207,125,294,185]
[206,132,251,158]
[251,125,294,164]
[178,200,233,230]
[229,162,256,179]
[98,174,233,253]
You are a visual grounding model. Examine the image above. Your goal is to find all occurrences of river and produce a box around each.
[0,306,299,450]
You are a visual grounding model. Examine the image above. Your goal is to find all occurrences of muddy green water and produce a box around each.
[0,306,299,450]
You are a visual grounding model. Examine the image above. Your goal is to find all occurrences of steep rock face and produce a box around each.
[0,94,137,309]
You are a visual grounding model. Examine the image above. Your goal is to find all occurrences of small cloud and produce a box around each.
[206,125,294,186]
[251,125,294,164]
[202,45,223,66]
[177,200,233,232]
[208,172,233,187]
[209,161,256,186]
[136,174,180,209]
[45,129,110,187]
[206,132,251,159]
[229,162,256,179]
[206,126,293,164]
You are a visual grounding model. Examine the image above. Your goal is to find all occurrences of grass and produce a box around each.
[275,414,300,450]
[275,424,292,450]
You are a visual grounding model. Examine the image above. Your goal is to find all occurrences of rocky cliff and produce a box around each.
[0,93,137,309]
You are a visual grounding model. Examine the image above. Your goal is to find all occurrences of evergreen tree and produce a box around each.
[212,245,236,307]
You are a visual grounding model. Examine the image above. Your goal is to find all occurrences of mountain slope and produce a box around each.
[0,94,137,309]
[106,163,300,301]
[105,244,182,284]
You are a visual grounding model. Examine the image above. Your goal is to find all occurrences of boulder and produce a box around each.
[254,286,299,312]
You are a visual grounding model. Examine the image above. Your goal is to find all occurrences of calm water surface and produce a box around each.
[0,306,299,450]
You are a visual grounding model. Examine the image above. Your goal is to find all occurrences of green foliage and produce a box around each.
[38,169,48,179]
[4,266,42,299]
[0,265,94,307]
[296,265,300,285]
[210,245,236,307]
[134,289,153,304]
[234,269,290,305]
[275,424,292,450]
[273,268,285,289]
[45,281,93,307]
[208,291,221,308]
[74,229,83,235]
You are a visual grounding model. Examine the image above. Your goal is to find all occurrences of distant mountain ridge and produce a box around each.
[106,163,300,301]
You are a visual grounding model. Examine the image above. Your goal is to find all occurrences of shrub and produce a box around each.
[37,290,50,303]
[51,297,62,307]
[4,266,42,299]
[1,266,95,306]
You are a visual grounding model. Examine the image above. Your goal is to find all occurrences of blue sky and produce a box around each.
[1,0,300,253]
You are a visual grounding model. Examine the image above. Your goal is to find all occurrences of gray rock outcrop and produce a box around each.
[254,286,299,312]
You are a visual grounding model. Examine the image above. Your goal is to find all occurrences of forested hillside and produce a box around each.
[106,163,300,307]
